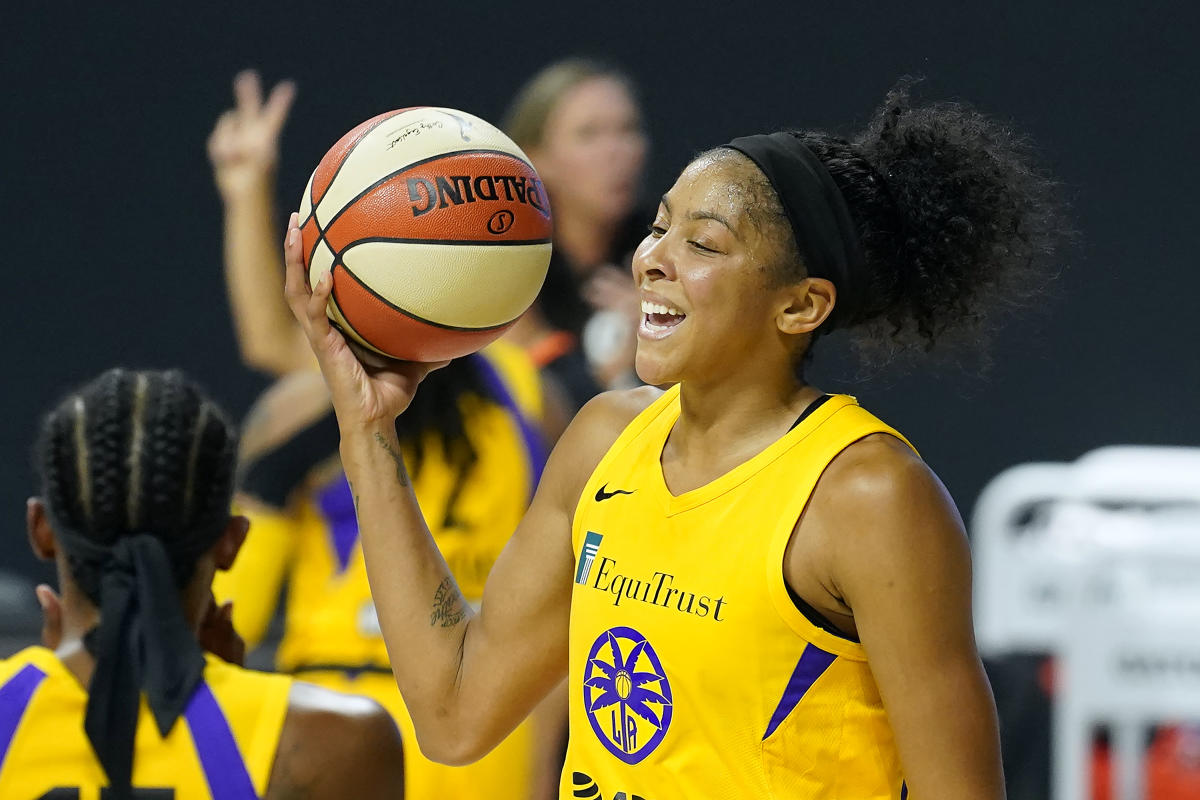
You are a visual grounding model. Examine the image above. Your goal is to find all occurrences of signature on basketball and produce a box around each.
[386,119,444,149]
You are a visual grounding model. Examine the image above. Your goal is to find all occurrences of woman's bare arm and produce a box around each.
[340,390,647,763]
[283,208,653,762]
[208,70,311,375]
[798,435,1005,800]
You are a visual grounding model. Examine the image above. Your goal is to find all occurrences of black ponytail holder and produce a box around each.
[724,133,867,331]
[82,534,206,795]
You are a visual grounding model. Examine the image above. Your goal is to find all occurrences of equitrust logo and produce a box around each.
[576,531,604,585]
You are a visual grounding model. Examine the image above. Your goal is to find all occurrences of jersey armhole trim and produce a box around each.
[765,415,916,661]
[183,679,258,798]
[0,662,48,774]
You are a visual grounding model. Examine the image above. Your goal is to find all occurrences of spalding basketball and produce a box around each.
[297,107,552,361]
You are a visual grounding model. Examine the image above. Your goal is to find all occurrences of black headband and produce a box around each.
[61,531,206,795]
[723,133,866,331]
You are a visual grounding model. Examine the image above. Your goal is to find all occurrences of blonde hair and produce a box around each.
[502,58,635,151]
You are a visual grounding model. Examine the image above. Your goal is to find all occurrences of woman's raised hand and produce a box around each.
[207,70,296,201]
[282,213,448,430]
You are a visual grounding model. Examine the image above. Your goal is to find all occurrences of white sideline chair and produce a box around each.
[1056,556,1200,800]
[971,446,1200,800]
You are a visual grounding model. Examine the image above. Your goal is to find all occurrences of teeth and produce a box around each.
[640,300,683,316]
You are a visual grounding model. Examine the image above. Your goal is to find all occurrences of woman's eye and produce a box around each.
[689,240,718,253]
[648,224,667,237]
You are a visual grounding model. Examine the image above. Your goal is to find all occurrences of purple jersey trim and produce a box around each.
[316,472,359,573]
[0,663,47,772]
[762,643,837,740]
[469,353,548,495]
[183,681,258,799]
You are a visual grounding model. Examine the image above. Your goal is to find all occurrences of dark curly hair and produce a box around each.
[709,80,1064,364]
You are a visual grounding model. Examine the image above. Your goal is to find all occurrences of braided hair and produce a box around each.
[34,368,238,798]
[708,80,1063,365]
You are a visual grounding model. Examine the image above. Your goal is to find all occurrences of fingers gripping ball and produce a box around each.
[297,107,553,361]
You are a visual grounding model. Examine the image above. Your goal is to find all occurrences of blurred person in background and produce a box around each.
[0,368,404,799]
[207,70,563,800]
[502,59,650,403]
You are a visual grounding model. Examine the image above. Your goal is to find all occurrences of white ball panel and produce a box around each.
[314,108,532,230]
[340,240,551,329]
[298,171,314,220]
[307,237,336,286]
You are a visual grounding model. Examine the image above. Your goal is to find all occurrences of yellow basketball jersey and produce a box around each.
[564,386,915,800]
[0,646,291,800]
[214,343,545,800]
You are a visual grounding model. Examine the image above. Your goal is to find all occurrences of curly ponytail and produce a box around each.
[707,80,1065,364]
[818,81,1064,356]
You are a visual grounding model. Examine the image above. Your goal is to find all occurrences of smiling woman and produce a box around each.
[285,81,1061,800]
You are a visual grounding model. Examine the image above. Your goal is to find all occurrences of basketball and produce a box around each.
[297,107,553,362]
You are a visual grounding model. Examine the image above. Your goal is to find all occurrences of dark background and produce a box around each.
[3,2,1196,577]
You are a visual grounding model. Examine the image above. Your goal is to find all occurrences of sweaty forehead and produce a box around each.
[664,151,785,242]
[669,154,754,216]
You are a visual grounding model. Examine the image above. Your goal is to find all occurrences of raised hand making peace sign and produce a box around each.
[207,69,296,201]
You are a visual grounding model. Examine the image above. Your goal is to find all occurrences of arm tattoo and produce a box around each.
[373,431,410,487]
[430,577,467,628]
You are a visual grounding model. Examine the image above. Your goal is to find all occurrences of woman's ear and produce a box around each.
[777,277,836,335]
[26,498,57,561]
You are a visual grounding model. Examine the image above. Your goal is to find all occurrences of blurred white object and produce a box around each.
[974,447,1200,656]
[582,309,639,389]
[972,446,1200,800]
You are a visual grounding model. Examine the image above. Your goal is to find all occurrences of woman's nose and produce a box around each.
[634,234,674,283]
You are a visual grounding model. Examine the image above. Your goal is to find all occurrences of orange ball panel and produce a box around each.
[323,151,553,252]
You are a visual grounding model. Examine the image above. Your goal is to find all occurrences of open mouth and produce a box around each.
[640,300,686,335]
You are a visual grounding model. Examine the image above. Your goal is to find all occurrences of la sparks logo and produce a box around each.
[582,626,673,764]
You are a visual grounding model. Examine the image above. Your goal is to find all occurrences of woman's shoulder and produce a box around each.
[544,386,664,496]
[817,433,935,511]
[807,432,965,570]
[576,385,665,434]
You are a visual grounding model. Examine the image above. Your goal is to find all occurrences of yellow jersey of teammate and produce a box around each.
[564,387,915,800]
[0,647,291,800]
[216,341,549,800]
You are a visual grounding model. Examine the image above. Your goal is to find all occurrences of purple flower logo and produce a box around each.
[582,626,673,764]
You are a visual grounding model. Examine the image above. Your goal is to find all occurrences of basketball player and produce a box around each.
[280,82,1060,800]
[0,369,404,799]
[207,70,564,800]
[287,85,1062,797]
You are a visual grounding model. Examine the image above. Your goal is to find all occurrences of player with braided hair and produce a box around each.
[0,368,404,800]
[288,81,1063,799]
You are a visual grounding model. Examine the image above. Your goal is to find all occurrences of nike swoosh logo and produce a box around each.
[595,484,636,502]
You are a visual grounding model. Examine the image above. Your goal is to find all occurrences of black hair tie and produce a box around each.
[723,133,867,331]
[81,534,206,796]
